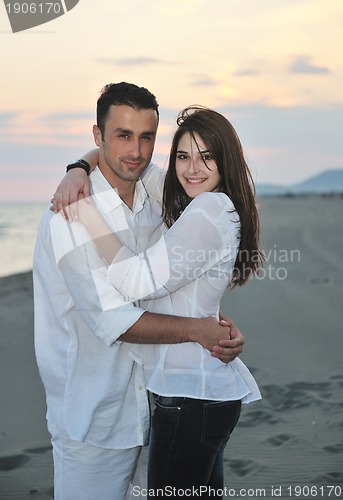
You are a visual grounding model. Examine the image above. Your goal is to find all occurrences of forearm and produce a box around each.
[82,149,99,171]
[120,311,196,343]
[92,234,123,265]
[76,197,124,264]
[120,312,231,352]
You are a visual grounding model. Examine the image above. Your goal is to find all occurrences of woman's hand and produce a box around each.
[211,314,245,363]
[51,169,91,222]
[51,149,99,221]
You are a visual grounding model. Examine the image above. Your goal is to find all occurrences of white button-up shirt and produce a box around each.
[107,188,261,404]
[33,166,162,449]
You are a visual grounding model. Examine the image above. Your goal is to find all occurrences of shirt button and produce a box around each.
[138,386,143,391]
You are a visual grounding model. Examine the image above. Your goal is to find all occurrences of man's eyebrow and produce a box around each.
[114,128,133,134]
[141,130,156,137]
[113,128,155,136]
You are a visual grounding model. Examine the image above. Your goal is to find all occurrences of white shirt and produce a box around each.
[33,166,162,449]
[106,184,261,404]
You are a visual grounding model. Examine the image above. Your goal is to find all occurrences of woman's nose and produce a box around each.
[188,157,199,175]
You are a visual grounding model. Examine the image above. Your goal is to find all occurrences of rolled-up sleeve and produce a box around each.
[50,213,144,345]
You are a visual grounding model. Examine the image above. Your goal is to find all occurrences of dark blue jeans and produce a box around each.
[148,395,242,499]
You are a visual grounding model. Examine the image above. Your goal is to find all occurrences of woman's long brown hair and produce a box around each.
[163,105,263,288]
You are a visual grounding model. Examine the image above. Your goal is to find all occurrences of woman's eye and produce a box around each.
[202,154,212,162]
[177,154,188,160]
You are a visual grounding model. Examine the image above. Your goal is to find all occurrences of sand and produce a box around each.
[0,196,342,499]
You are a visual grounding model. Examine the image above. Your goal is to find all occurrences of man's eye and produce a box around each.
[119,134,130,139]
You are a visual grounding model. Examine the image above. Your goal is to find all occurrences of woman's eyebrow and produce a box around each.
[177,149,210,153]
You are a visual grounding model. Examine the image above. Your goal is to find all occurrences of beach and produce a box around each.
[0,196,342,499]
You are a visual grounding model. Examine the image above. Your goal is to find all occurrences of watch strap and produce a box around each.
[66,159,91,175]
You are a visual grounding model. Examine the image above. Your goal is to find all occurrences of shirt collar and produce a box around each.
[90,166,148,215]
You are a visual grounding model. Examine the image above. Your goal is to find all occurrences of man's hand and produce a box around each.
[211,314,245,363]
[195,316,231,353]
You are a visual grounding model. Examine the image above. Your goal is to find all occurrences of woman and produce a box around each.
[53,106,263,497]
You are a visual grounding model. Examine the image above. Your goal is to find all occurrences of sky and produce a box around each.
[0,0,342,202]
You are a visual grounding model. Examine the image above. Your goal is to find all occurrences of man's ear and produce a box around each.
[93,125,102,148]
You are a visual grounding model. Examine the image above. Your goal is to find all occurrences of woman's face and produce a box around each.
[175,132,221,198]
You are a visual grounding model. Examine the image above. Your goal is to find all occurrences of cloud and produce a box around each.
[219,103,342,151]
[218,102,343,183]
[289,56,331,74]
[0,112,19,126]
[0,112,94,148]
[96,57,169,66]
[43,112,94,122]
[191,78,217,87]
[1,102,343,201]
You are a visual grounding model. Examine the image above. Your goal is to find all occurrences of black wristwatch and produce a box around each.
[66,159,91,175]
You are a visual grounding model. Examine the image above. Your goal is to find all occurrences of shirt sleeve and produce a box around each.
[106,192,240,302]
[49,213,145,346]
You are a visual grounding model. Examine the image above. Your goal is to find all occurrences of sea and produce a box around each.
[0,202,49,278]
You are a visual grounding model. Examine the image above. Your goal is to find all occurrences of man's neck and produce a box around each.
[116,183,135,209]
[97,164,136,209]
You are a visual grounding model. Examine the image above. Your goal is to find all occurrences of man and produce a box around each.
[34,82,244,499]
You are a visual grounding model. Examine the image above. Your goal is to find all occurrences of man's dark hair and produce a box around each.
[97,82,159,138]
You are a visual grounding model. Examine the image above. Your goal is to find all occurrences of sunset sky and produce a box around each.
[1,0,342,202]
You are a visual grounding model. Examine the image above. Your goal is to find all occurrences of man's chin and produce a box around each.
[125,165,148,179]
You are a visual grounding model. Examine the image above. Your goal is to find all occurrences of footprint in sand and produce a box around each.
[261,380,343,412]
[264,433,297,446]
[259,384,303,411]
[323,442,343,454]
[225,458,267,477]
[238,407,281,426]
[0,453,30,471]
[312,471,343,484]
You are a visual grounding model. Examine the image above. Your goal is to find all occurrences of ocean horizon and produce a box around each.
[0,202,49,278]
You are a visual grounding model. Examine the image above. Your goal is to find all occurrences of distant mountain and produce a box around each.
[256,169,343,196]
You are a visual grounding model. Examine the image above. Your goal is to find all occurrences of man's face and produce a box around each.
[93,104,158,188]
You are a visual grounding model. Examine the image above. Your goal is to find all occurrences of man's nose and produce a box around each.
[128,139,141,158]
